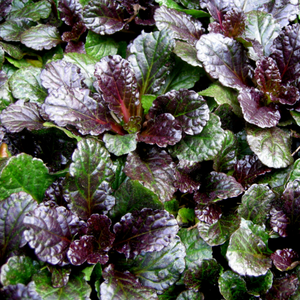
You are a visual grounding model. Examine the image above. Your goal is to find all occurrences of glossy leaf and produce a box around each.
[65,138,115,220]
[170,113,225,162]
[128,235,186,292]
[23,201,87,266]
[109,179,163,222]
[8,67,47,103]
[269,207,289,238]
[196,33,251,90]
[58,0,84,27]
[0,0,12,22]
[176,290,204,300]
[0,154,56,202]
[83,0,125,35]
[238,184,275,225]
[245,270,273,297]
[100,264,158,300]
[173,41,202,67]
[48,265,71,288]
[246,125,293,168]
[271,248,299,271]
[0,19,35,42]
[124,148,177,202]
[20,24,61,51]
[113,208,179,259]
[0,192,37,262]
[127,29,175,95]
[1,282,41,300]
[154,6,203,45]
[226,218,272,276]
[103,133,137,156]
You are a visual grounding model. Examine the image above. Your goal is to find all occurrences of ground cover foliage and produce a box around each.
[1,0,300,299]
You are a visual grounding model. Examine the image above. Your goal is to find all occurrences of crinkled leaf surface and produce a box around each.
[0,255,39,286]
[245,269,273,297]
[103,133,137,156]
[113,208,179,259]
[58,0,84,27]
[0,153,56,202]
[246,125,293,168]
[23,201,86,266]
[176,290,204,300]
[0,0,12,22]
[8,66,47,103]
[109,179,163,221]
[67,214,115,265]
[83,0,125,35]
[0,192,37,262]
[154,6,203,45]
[1,281,41,300]
[100,264,158,300]
[0,100,44,133]
[124,148,177,202]
[170,113,225,162]
[244,11,281,58]
[0,19,35,42]
[65,138,115,220]
[33,269,91,300]
[94,55,141,131]
[20,24,61,51]
[218,270,248,300]
[128,235,186,292]
[237,184,275,225]
[177,228,212,269]
[271,248,299,271]
[196,33,251,90]
[149,89,210,135]
[127,29,175,95]
[226,218,272,276]
[48,265,71,288]
[269,207,289,237]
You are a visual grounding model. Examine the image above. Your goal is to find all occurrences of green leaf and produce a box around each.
[0,41,23,59]
[8,0,51,21]
[0,80,14,111]
[177,228,212,269]
[199,82,242,117]
[173,41,202,67]
[245,270,273,297]
[21,24,61,51]
[170,113,225,162]
[8,66,47,102]
[0,19,35,42]
[109,179,163,222]
[213,130,238,172]
[197,211,240,246]
[238,184,275,225]
[226,219,272,276]
[246,125,293,169]
[33,269,92,300]
[0,154,56,202]
[176,208,195,225]
[103,133,137,156]
[65,138,115,220]
[176,290,204,300]
[218,270,248,300]
[6,57,33,68]
[85,31,118,61]
[291,110,300,127]
[128,29,175,95]
[129,236,186,293]
[0,256,40,286]
[141,94,157,114]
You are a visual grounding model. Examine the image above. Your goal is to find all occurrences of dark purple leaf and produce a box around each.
[101,264,158,300]
[265,274,299,300]
[270,207,289,238]
[113,208,179,259]
[58,0,84,27]
[42,86,123,135]
[1,282,42,300]
[0,70,7,88]
[65,138,115,220]
[0,192,37,262]
[194,171,244,204]
[124,148,177,202]
[221,8,246,38]
[196,33,251,90]
[233,154,272,187]
[238,88,281,128]
[200,0,232,23]
[277,83,300,106]
[83,0,125,35]
[154,6,203,45]
[149,89,210,135]
[0,0,12,22]
[94,55,142,132]
[195,204,222,225]
[270,24,300,84]
[64,40,86,54]
[0,100,44,133]
[23,201,87,266]
[40,60,84,93]
[61,21,87,42]
[67,214,115,265]
[138,113,182,147]
[271,248,299,271]
[263,0,300,28]
[174,168,200,194]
